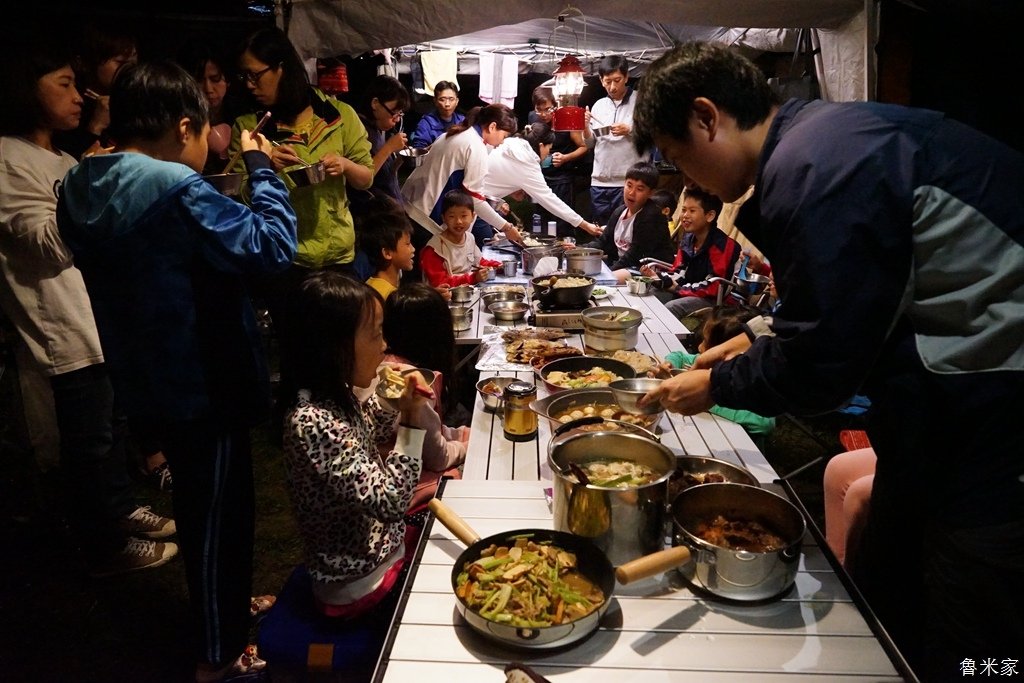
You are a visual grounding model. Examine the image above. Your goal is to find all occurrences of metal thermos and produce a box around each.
[502,381,538,441]
[532,214,542,233]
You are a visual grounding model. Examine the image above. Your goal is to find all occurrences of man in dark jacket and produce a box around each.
[634,42,1024,683]
[583,160,674,281]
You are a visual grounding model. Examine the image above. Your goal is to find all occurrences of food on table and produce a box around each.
[520,236,543,247]
[527,348,586,368]
[591,287,607,297]
[455,537,605,628]
[693,515,787,553]
[505,339,582,365]
[501,327,570,343]
[552,403,657,428]
[668,470,727,499]
[544,366,623,389]
[570,458,660,488]
[607,350,657,374]
[551,276,592,289]
[378,365,406,399]
[486,284,527,295]
[479,380,504,397]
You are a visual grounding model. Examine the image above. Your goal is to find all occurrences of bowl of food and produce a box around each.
[203,172,244,197]
[375,366,436,411]
[530,388,662,432]
[608,377,664,415]
[285,160,327,187]
[535,355,635,392]
[476,375,517,412]
[487,300,529,323]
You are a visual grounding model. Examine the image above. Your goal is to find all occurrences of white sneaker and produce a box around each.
[89,538,179,578]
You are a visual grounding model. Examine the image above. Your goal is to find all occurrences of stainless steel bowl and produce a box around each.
[476,376,517,412]
[450,285,474,303]
[397,147,428,167]
[450,305,473,332]
[204,172,244,196]
[608,377,664,415]
[375,367,436,411]
[480,290,525,310]
[487,300,529,322]
[285,161,327,187]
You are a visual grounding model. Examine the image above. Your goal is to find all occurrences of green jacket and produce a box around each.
[665,350,776,436]
[231,88,373,268]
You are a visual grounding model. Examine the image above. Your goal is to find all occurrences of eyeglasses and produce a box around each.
[238,66,274,86]
[377,99,404,120]
[534,106,554,114]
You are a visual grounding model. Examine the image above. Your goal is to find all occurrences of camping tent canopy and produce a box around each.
[283,0,874,101]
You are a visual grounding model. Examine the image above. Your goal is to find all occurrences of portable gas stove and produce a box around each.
[528,299,596,330]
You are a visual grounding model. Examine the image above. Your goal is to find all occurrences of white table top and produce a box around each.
[456,284,688,346]
[373,480,907,682]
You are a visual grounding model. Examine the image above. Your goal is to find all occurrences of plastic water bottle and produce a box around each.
[532,214,541,233]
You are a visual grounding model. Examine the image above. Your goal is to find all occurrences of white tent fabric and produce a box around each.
[282,0,874,102]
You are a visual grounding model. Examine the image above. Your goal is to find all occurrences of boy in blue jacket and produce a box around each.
[58,61,297,682]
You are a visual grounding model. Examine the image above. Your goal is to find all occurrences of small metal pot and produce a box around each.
[564,248,604,276]
[203,172,244,196]
[450,285,474,304]
[580,306,642,351]
[397,147,428,167]
[669,483,804,601]
[520,246,564,275]
[450,305,473,332]
[284,161,327,187]
[488,300,529,323]
[548,428,676,566]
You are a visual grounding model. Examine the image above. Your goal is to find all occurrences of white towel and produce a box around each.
[478,52,518,106]
[420,50,459,93]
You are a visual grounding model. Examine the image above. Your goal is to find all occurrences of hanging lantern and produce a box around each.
[551,55,585,132]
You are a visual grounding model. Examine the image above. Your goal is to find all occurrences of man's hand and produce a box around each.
[693,333,751,369]
[640,369,714,415]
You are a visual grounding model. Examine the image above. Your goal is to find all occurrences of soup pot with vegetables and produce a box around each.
[548,426,675,565]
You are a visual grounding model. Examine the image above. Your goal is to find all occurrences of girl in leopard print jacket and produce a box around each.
[283,272,435,619]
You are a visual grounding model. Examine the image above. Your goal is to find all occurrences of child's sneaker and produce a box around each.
[89,538,178,578]
[119,505,176,539]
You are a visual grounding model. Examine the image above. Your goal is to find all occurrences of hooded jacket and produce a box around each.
[57,151,297,426]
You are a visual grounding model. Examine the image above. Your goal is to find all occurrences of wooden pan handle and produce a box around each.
[428,499,482,546]
[615,546,692,585]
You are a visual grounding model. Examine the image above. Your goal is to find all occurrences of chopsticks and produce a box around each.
[82,88,102,101]
[221,111,272,174]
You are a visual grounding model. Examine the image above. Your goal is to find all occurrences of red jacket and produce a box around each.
[420,246,500,288]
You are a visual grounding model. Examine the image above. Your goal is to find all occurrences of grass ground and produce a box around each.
[0,345,859,682]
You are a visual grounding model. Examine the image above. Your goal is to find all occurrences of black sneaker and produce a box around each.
[119,506,176,539]
[89,538,178,578]
[139,462,173,493]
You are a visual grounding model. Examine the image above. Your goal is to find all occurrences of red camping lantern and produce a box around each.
[551,55,585,132]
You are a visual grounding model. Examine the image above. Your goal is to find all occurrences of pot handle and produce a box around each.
[553,415,605,437]
[615,546,692,585]
[427,499,481,546]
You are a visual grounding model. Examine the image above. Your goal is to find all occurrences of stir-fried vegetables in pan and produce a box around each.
[455,536,605,628]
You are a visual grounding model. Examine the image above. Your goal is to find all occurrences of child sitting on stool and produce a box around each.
[420,189,501,288]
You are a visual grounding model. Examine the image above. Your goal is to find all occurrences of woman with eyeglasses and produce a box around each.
[228,26,373,423]
[410,81,464,150]
[354,75,411,207]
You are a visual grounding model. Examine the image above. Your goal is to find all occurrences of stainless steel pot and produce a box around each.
[564,248,604,276]
[397,147,428,167]
[450,305,473,332]
[548,428,676,566]
[617,483,805,601]
[450,285,474,304]
[581,306,642,351]
[520,245,564,275]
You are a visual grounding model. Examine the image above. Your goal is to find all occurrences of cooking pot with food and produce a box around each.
[618,483,805,601]
[564,248,604,276]
[581,306,643,351]
[548,427,675,565]
[530,274,595,309]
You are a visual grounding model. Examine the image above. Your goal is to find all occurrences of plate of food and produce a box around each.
[591,286,611,300]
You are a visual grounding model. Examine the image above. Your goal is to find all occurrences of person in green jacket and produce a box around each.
[654,305,775,437]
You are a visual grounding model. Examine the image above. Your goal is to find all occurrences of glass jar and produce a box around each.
[502,381,538,442]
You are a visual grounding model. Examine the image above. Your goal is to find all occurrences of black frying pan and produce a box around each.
[427,499,689,649]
